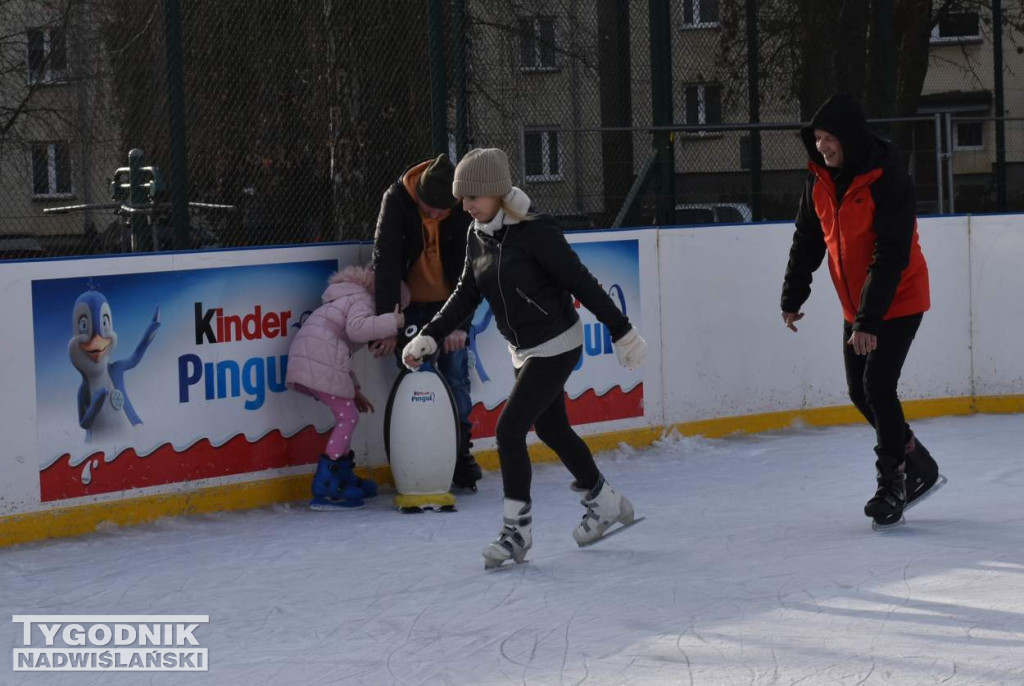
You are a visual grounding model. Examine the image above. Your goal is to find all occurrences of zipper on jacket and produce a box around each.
[496,241,521,347]
[515,287,550,316]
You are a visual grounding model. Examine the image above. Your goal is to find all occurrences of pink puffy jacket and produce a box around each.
[286,267,404,399]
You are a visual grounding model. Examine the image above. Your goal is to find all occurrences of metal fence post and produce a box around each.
[993,0,1007,211]
[569,0,583,213]
[427,0,448,156]
[746,0,762,222]
[648,0,675,225]
[453,0,468,159]
[934,114,944,214]
[164,0,189,250]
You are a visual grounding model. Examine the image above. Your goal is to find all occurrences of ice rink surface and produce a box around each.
[4,413,1024,685]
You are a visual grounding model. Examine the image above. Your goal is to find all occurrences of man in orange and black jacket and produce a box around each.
[371,154,483,491]
[780,94,944,529]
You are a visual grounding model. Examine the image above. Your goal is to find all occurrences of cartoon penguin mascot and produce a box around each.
[67,287,160,442]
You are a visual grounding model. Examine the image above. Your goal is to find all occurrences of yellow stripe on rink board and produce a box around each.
[471,396,983,469]
[1,394,1019,547]
[393,492,457,510]
[972,395,1024,415]
[0,475,309,548]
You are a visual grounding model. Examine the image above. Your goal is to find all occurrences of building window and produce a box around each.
[519,17,558,71]
[931,12,981,43]
[954,120,984,151]
[524,129,561,181]
[682,0,719,27]
[27,27,68,84]
[31,142,73,196]
[683,83,722,132]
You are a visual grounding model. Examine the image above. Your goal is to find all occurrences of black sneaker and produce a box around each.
[864,460,907,526]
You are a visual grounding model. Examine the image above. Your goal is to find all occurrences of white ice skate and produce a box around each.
[573,477,640,547]
[483,499,532,570]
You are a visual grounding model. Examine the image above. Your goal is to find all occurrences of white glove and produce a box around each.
[613,327,647,370]
[401,334,438,370]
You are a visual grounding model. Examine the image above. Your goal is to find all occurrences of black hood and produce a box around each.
[801,94,874,174]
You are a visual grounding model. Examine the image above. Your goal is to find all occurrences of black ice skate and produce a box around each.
[903,435,947,511]
[451,456,482,492]
[451,424,482,492]
[864,460,907,531]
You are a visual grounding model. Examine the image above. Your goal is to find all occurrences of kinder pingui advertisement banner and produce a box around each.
[32,261,337,502]
[467,239,642,437]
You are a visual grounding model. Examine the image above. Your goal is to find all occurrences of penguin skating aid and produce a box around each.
[384,327,459,513]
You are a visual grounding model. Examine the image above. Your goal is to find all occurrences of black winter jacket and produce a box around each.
[370,179,471,326]
[421,214,631,350]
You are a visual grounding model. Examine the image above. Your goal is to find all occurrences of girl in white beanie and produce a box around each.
[402,147,648,569]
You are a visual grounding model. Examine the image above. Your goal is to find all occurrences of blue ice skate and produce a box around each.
[337,450,378,498]
[310,454,364,510]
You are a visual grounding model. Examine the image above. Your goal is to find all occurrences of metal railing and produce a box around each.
[515,115,1004,228]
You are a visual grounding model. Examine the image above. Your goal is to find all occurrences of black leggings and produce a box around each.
[495,347,601,502]
[843,313,923,469]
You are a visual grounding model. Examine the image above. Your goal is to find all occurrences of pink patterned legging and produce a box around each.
[313,390,360,458]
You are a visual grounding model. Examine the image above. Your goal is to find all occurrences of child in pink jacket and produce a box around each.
[287,264,406,510]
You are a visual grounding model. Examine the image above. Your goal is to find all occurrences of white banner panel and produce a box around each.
[970,214,1024,396]
[658,216,973,424]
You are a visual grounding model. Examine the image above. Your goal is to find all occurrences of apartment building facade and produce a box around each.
[0,0,120,254]
[466,0,1024,224]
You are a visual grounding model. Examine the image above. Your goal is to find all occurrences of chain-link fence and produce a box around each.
[1,0,440,258]
[2,0,1022,260]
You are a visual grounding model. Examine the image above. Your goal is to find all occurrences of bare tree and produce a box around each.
[96,0,443,244]
[0,1,75,149]
[718,0,1024,122]
[322,0,433,241]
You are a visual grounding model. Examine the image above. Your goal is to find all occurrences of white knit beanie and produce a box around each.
[452,148,512,198]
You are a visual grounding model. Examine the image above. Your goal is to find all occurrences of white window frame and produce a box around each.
[930,11,982,44]
[681,0,719,28]
[523,129,562,182]
[953,120,984,151]
[26,26,68,85]
[31,142,74,198]
[519,16,559,72]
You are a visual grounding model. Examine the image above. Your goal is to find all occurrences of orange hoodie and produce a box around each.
[402,161,453,303]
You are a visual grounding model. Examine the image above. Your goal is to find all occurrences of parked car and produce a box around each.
[675,203,752,225]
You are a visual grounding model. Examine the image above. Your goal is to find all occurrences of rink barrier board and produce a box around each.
[3,393,1017,548]
[3,215,1023,546]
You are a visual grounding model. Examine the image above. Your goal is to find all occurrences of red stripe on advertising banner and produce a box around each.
[39,427,328,503]
[469,384,644,439]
